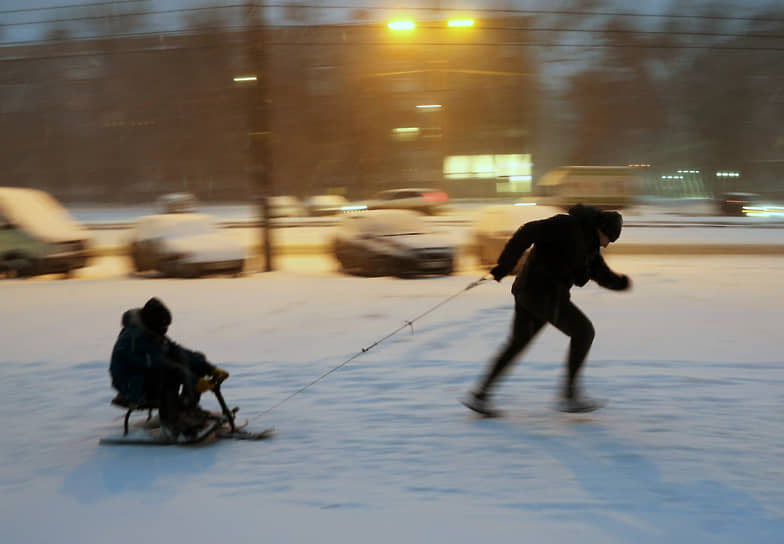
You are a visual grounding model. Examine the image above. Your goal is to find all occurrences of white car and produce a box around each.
[265,195,308,218]
[333,209,455,277]
[368,188,449,216]
[474,203,564,268]
[0,187,92,278]
[129,213,245,277]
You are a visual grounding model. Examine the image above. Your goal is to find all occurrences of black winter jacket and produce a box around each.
[109,309,215,403]
[493,204,628,320]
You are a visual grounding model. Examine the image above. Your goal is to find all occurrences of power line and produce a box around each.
[0,5,245,27]
[263,3,784,23]
[6,14,784,44]
[2,1,784,24]
[0,0,149,15]
[4,38,784,64]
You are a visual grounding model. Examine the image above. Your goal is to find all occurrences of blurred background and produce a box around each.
[2,0,783,203]
[2,1,784,279]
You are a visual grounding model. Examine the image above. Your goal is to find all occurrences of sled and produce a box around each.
[101,378,273,446]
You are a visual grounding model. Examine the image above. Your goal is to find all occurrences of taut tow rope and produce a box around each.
[258,275,491,416]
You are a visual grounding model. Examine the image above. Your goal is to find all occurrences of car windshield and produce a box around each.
[139,214,218,239]
[359,210,431,236]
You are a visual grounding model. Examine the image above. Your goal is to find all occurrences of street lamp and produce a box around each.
[388,20,415,31]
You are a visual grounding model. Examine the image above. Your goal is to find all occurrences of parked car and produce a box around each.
[303,194,351,216]
[333,209,455,277]
[129,213,245,277]
[473,202,563,269]
[368,188,449,215]
[265,195,308,218]
[156,192,199,214]
[0,187,92,278]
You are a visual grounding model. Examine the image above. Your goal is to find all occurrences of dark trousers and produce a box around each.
[477,297,595,399]
[144,364,200,425]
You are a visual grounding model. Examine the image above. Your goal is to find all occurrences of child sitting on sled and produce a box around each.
[109,297,229,441]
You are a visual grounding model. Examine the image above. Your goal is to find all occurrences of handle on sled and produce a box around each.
[212,384,237,432]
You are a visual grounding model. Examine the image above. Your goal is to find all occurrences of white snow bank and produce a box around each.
[0,255,782,543]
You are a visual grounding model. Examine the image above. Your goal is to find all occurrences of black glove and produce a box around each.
[615,274,631,291]
[490,265,505,282]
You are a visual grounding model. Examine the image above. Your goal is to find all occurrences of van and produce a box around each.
[0,187,92,278]
[536,166,641,209]
[156,192,199,214]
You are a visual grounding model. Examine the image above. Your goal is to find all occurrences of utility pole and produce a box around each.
[246,1,273,271]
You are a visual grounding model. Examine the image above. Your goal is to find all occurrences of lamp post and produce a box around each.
[244,2,273,272]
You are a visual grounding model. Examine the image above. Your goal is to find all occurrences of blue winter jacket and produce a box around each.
[109,309,215,403]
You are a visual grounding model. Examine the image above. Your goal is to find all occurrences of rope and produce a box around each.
[257,275,491,416]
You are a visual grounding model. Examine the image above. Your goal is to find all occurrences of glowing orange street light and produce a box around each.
[388,20,415,31]
[447,19,474,27]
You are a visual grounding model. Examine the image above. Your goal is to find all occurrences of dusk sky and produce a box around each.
[1,0,779,45]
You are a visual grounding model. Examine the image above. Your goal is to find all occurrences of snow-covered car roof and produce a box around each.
[338,209,430,236]
[0,187,88,242]
[305,194,348,206]
[474,203,564,234]
[133,213,220,240]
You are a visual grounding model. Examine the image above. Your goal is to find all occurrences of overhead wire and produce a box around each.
[2,1,784,52]
[3,2,784,24]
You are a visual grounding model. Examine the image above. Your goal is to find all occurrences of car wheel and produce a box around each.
[2,255,34,278]
[160,259,180,277]
[183,264,200,278]
[131,254,144,273]
[368,254,387,277]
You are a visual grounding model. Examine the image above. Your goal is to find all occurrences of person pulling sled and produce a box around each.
[463,204,632,417]
[109,297,230,441]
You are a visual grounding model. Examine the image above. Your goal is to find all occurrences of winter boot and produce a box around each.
[461,391,501,418]
[556,394,606,414]
[176,405,211,438]
[158,423,180,442]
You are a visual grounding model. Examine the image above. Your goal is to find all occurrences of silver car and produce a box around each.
[129,213,245,277]
[368,188,449,216]
[333,209,455,277]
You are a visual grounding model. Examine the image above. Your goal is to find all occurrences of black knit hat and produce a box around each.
[140,297,171,335]
[597,211,623,242]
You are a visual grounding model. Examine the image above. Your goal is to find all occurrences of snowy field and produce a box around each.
[1,254,783,543]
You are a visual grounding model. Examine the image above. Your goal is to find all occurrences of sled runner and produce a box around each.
[99,415,226,445]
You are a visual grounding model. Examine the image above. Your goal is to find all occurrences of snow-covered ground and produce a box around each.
[1,254,783,543]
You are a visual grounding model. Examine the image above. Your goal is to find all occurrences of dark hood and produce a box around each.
[567,203,602,228]
[568,204,602,246]
[121,308,159,336]
[569,204,623,242]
